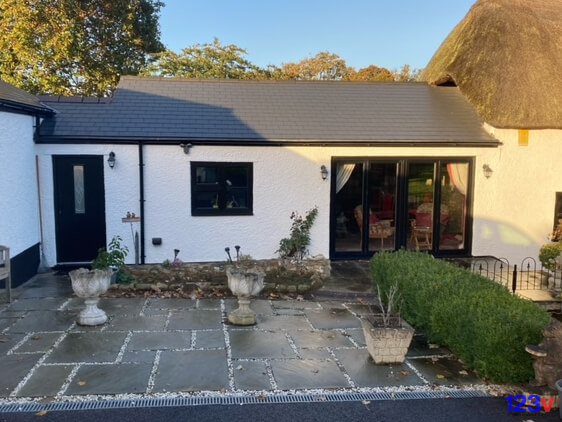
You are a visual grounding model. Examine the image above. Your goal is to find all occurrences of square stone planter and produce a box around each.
[361,317,415,364]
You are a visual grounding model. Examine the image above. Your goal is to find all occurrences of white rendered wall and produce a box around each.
[0,112,41,257]
[142,144,488,263]
[36,136,561,266]
[471,126,562,264]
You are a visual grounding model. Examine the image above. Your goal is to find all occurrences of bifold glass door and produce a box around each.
[333,161,397,255]
[331,158,472,259]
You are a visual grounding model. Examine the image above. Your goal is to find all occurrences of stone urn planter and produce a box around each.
[226,266,265,326]
[69,268,112,326]
[361,316,415,364]
[362,283,414,364]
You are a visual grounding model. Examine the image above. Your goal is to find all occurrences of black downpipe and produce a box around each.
[138,142,145,264]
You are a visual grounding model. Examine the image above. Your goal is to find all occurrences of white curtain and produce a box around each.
[336,163,356,194]
[447,163,468,195]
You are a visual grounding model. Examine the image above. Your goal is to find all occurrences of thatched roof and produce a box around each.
[421,0,562,129]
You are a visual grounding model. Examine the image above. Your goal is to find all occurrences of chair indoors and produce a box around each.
[354,206,394,249]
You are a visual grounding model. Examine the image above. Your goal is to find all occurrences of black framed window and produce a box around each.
[191,162,253,216]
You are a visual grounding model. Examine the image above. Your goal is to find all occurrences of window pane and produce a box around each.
[407,163,435,250]
[333,162,364,253]
[194,191,220,210]
[73,165,85,214]
[225,166,249,187]
[368,162,397,253]
[195,166,218,184]
[439,162,469,250]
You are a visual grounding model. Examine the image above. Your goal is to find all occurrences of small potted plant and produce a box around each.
[361,283,414,364]
[225,246,265,326]
[69,236,128,326]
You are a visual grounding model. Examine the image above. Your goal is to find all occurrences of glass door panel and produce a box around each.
[439,162,469,251]
[334,162,364,253]
[367,162,397,253]
[407,163,436,250]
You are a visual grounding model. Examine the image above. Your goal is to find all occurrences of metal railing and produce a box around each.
[446,255,562,294]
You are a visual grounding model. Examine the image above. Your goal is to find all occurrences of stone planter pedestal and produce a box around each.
[361,317,415,364]
[227,266,265,326]
[69,268,112,326]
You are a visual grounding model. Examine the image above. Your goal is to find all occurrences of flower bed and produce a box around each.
[109,256,330,296]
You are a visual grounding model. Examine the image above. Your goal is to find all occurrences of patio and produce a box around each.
[0,269,487,404]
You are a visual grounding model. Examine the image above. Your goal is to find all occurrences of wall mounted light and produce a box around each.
[180,143,193,154]
[320,165,328,180]
[107,151,116,169]
[482,164,493,179]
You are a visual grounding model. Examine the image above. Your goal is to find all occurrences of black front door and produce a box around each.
[53,155,106,264]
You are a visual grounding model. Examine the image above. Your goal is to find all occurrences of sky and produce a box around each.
[158,0,478,72]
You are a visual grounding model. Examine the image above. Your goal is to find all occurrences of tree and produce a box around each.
[141,38,271,80]
[346,65,395,81]
[392,64,422,82]
[280,52,350,80]
[0,0,164,96]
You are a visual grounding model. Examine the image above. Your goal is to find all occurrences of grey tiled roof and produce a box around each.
[39,76,498,145]
[0,80,54,115]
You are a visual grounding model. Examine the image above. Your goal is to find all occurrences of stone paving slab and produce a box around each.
[229,330,297,359]
[106,314,168,331]
[154,350,229,392]
[127,331,191,350]
[146,298,196,312]
[410,357,481,385]
[288,329,355,349]
[167,309,222,330]
[305,308,363,329]
[334,349,424,388]
[252,314,313,331]
[66,363,154,395]
[6,311,76,333]
[0,275,488,400]
[7,298,69,311]
[16,365,74,397]
[0,333,25,354]
[232,360,271,391]
[271,359,350,390]
[13,332,62,353]
[45,332,128,364]
[194,330,224,349]
[0,354,40,397]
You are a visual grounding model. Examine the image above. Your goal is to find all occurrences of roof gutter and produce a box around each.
[35,136,502,148]
[0,100,55,117]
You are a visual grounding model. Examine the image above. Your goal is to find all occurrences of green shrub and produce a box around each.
[371,250,551,384]
[538,242,562,271]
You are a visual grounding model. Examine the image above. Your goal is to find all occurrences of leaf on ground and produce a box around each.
[236,365,244,371]
[311,369,319,374]
[0,338,9,343]
[362,400,371,406]
[257,395,267,402]
[399,370,410,376]
[296,295,304,301]
[32,335,42,341]
[78,381,87,386]
[35,410,48,416]
[436,374,446,379]
[458,370,468,376]
[220,388,227,394]
[428,343,439,349]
